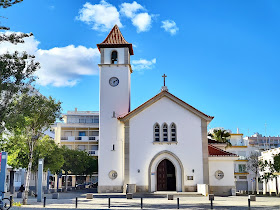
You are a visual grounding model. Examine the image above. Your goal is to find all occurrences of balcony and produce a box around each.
[88,150,98,156]
[61,136,99,142]
[238,156,247,160]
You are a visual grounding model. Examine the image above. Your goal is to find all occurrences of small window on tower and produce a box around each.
[111,51,118,64]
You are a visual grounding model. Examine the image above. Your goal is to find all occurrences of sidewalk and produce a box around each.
[7,192,280,209]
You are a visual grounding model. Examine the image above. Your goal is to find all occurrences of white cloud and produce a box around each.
[120,1,143,18]
[77,0,122,32]
[0,33,100,87]
[161,20,179,35]
[132,13,152,32]
[36,46,99,87]
[132,58,156,71]
[120,2,152,33]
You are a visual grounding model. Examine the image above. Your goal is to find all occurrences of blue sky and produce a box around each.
[1,0,280,136]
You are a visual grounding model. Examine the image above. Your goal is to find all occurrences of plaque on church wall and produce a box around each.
[215,170,224,180]
[109,170,118,179]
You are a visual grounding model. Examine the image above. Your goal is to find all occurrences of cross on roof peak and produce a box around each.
[162,74,167,86]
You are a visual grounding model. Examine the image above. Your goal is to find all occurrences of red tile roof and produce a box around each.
[118,90,214,121]
[97,25,134,55]
[208,144,238,157]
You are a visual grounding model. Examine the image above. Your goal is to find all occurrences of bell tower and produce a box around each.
[97,25,133,193]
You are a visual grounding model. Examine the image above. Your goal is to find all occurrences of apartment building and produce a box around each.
[52,108,99,188]
[53,108,99,157]
[244,133,280,151]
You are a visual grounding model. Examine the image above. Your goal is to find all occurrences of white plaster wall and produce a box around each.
[209,158,235,186]
[99,64,131,187]
[104,48,126,64]
[128,97,203,189]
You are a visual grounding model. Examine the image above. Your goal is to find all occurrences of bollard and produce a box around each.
[10,195,13,207]
[141,197,143,209]
[76,197,78,208]
[248,198,250,209]
[43,197,46,207]
[108,197,111,209]
[177,197,179,209]
[210,199,213,209]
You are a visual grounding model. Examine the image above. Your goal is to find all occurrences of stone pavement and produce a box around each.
[7,192,280,209]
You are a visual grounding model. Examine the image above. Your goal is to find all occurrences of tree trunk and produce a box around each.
[256,175,259,194]
[275,177,278,195]
[65,173,68,190]
[23,154,33,205]
[23,140,34,205]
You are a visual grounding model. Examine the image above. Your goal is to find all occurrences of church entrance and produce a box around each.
[157,159,176,191]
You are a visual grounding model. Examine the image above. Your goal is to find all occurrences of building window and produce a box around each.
[111,51,118,64]
[154,123,160,142]
[79,118,85,123]
[238,164,246,173]
[162,123,168,141]
[78,145,86,151]
[79,131,86,136]
[93,116,99,123]
[170,123,177,142]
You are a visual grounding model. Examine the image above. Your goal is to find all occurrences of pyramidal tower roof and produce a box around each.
[97,25,134,55]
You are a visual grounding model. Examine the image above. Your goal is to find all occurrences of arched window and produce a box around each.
[154,123,160,142]
[162,123,168,141]
[170,123,177,142]
[111,51,118,64]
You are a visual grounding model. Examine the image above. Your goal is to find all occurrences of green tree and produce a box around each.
[1,0,24,29]
[1,0,36,131]
[208,128,231,147]
[259,160,277,194]
[4,93,61,204]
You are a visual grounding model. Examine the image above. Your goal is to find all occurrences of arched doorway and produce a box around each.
[157,159,176,191]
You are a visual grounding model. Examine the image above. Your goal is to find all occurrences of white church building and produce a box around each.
[97,25,238,195]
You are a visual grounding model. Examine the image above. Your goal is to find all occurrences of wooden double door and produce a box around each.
[157,159,176,191]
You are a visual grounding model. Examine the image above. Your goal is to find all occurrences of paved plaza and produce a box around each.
[6,192,280,210]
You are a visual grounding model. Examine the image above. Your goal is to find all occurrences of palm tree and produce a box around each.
[208,128,231,147]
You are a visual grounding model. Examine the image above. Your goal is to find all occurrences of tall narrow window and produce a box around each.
[162,123,168,141]
[154,123,160,142]
[170,123,177,142]
[111,51,118,64]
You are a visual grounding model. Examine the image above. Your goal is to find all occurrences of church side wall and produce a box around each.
[128,97,204,192]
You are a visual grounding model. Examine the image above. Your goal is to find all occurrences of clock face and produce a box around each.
[109,77,119,87]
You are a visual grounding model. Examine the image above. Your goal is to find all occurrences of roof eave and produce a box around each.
[97,43,134,55]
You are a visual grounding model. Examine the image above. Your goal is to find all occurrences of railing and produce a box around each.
[61,136,99,141]
[238,156,247,160]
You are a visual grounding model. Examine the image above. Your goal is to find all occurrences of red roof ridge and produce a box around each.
[118,90,214,121]
[97,25,134,55]
[208,144,238,157]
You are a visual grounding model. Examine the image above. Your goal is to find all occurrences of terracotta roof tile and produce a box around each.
[208,144,238,157]
[97,25,133,55]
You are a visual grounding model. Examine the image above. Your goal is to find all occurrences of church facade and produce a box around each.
[97,25,238,195]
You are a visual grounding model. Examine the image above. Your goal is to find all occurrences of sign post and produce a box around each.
[0,152,8,196]
[37,159,44,202]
